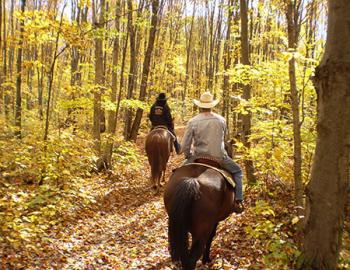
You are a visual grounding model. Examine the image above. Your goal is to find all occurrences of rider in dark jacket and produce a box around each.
[149,93,181,154]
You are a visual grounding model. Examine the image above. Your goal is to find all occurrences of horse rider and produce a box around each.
[180,91,244,213]
[149,93,181,154]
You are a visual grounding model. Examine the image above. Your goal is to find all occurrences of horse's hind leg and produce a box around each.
[185,239,206,270]
[202,223,218,264]
[161,170,166,184]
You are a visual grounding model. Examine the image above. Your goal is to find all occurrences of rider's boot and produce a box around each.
[174,139,181,154]
[232,200,244,214]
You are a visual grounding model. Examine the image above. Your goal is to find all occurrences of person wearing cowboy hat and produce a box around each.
[148,93,181,154]
[181,91,244,213]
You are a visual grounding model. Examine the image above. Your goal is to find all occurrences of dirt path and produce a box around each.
[32,126,262,270]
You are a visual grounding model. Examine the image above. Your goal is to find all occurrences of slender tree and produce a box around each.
[285,0,303,210]
[297,0,350,269]
[102,0,122,168]
[92,0,105,154]
[14,0,26,138]
[43,4,66,141]
[240,0,256,184]
[128,0,160,141]
[124,0,137,139]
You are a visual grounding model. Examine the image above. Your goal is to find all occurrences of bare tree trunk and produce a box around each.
[14,0,26,138]
[43,4,66,141]
[37,48,44,120]
[206,0,217,91]
[285,0,303,210]
[102,0,122,169]
[222,0,234,121]
[3,0,9,118]
[92,0,105,154]
[128,0,159,141]
[240,0,256,184]
[297,1,350,269]
[0,0,2,114]
[124,0,137,139]
[182,0,196,119]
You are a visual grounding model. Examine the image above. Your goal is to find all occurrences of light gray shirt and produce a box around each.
[181,112,228,160]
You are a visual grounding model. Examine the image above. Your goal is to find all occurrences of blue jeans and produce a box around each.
[221,157,243,201]
[183,156,243,201]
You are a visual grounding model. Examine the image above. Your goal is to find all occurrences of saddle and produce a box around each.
[185,156,236,189]
[150,126,175,140]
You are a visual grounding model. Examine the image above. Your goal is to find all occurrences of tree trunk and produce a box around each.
[240,0,256,184]
[92,0,105,154]
[3,0,9,119]
[297,1,350,269]
[128,0,159,141]
[182,0,196,119]
[43,4,65,141]
[14,0,26,138]
[222,0,233,121]
[102,0,122,169]
[124,0,137,139]
[0,0,3,114]
[286,0,303,210]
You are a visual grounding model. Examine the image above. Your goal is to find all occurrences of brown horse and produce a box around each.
[145,128,173,192]
[163,162,236,270]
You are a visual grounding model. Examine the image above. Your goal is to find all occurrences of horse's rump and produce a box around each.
[165,165,233,223]
[164,165,235,269]
[145,129,173,183]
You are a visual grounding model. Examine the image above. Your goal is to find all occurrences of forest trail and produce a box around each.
[23,126,263,270]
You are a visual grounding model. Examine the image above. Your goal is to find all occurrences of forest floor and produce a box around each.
[1,126,349,269]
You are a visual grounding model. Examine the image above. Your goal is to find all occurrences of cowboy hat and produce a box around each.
[193,92,220,108]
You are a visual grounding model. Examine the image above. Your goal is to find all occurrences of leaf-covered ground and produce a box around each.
[8,153,264,270]
[1,128,349,269]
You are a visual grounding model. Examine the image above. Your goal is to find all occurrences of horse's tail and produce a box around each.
[168,177,200,266]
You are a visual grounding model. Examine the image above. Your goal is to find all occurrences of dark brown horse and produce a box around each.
[145,128,173,192]
[163,162,236,270]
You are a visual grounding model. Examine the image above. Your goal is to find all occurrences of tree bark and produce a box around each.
[128,0,159,141]
[0,0,3,114]
[285,0,303,210]
[3,0,9,118]
[222,0,233,120]
[14,0,26,138]
[182,0,196,119]
[92,0,105,154]
[240,0,256,184]
[43,4,65,141]
[102,0,122,169]
[124,0,137,139]
[297,1,350,269]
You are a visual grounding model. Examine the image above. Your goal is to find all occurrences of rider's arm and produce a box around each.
[181,121,193,159]
[164,104,174,130]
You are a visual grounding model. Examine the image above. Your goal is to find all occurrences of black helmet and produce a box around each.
[157,93,167,101]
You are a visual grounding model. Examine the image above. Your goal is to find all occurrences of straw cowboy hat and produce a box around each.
[193,91,220,108]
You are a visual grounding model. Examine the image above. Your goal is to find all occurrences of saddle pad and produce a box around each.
[184,163,236,189]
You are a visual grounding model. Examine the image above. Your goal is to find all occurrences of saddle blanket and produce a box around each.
[184,163,236,189]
